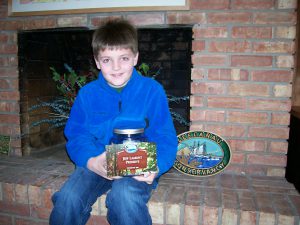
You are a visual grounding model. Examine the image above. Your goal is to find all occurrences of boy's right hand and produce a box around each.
[87,152,112,180]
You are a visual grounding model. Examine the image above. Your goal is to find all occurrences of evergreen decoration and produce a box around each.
[0,135,10,155]
[29,63,189,131]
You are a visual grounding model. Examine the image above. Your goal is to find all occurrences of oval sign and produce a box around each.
[173,130,231,177]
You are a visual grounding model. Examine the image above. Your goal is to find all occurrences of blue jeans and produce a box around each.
[49,167,153,225]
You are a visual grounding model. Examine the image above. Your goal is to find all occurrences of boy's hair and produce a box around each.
[92,19,138,57]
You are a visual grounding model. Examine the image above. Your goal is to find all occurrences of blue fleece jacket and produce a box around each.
[64,68,178,179]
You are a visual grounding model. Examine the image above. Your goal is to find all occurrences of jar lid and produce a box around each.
[113,128,144,135]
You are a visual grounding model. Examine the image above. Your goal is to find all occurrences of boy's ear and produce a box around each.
[134,52,139,66]
[94,57,101,70]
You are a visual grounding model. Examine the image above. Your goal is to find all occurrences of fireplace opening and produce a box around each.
[18,26,192,158]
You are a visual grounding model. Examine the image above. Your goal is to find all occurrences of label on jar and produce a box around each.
[106,142,157,177]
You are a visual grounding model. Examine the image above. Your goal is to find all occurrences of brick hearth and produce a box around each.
[0,155,299,225]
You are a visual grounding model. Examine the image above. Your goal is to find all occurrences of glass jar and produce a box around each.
[110,128,147,145]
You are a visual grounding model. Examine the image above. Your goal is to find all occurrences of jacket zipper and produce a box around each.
[118,100,122,112]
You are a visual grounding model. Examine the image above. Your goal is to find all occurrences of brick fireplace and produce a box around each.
[0,0,297,179]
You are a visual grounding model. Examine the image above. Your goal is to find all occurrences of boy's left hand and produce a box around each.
[133,172,157,184]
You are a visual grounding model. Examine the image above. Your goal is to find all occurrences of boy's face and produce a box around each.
[95,48,138,88]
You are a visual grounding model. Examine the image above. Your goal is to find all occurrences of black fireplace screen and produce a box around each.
[18,26,192,155]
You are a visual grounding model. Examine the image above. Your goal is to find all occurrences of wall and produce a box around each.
[0,0,297,177]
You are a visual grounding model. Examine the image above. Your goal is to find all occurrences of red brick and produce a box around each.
[272,194,295,216]
[0,215,13,225]
[190,123,205,131]
[167,12,206,24]
[247,154,286,166]
[0,20,24,30]
[192,54,227,66]
[269,141,288,153]
[168,186,186,203]
[185,187,201,205]
[205,124,246,137]
[0,101,19,113]
[0,91,20,100]
[271,113,290,125]
[0,201,30,216]
[207,97,246,109]
[207,12,252,24]
[278,0,297,9]
[184,205,200,225]
[23,18,56,30]
[2,183,15,202]
[228,83,269,97]
[202,206,218,225]
[191,82,225,95]
[251,70,293,82]
[28,186,42,206]
[0,44,17,54]
[0,79,10,89]
[209,41,251,53]
[254,12,296,24]
[57,16,87,27]
[90,16,121,28]
[0,67,18,77]
[256,193,282,212]
[0,57,9,67]
[193,26,228,38]
[227,111,268,124]
[231,152,245,164]
[0,56,18,67]
[232,26,272,39]
[0,114,20,124]
[0,33,9,42]
[208,68,249,81]
[30,204,51,220]
[248,99,291,111]
[42,188,54,209]
[288,195,300,215]
[127,13,164,26]
[276,55,294,68]
[190,95,204,107]
[253,41,295,53]
[190,0,229,9]
[15,218,48,225]
[222,208,238,224]
[231,0,274,9]
[231,55,272,67]
[191,68,205,80]
[227,139,266,152]
[249,126,289,139]
[219,164,245,175]
[190,96,204,107]
[240,211,257,225]
[0,124,20,136]
[0,78,18,89]
[192,40,205,51]
[15,184,28,204]
[190,110,225,122]
[243,165,267,176]
[275,26,296,39]
[238,191,256,211]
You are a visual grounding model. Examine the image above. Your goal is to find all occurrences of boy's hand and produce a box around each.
[133,172,157,184]
[87,152,112,180]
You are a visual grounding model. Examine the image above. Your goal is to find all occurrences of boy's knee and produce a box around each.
[52,189,82,208]
[107,177,150,206]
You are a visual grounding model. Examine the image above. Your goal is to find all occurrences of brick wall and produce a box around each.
[0,0,297,176]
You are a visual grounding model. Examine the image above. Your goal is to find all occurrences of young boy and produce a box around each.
[49,19,178,225]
